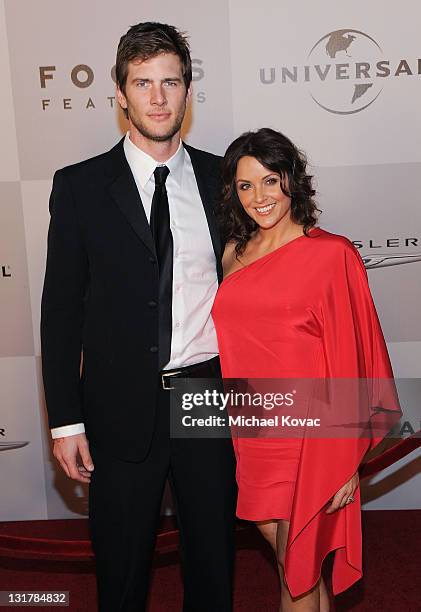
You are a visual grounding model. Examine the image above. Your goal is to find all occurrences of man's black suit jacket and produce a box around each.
[41,138,223,462]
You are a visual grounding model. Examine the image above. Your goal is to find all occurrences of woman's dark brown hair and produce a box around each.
[116,21,192,99]
[219,128,320,256]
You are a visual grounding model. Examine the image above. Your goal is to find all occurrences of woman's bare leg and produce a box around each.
[256,519,330,611]
[276,519,327,612]
[318,578,330,612]
[256,519,278,549]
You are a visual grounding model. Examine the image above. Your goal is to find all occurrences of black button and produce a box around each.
[148,300,157,308]
[148,256,156,263]
[149,346,158,353]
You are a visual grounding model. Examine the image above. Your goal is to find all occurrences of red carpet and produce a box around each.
[0,511,419,611]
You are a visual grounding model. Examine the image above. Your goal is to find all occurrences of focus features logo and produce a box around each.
[260,28,421,114]
[39,60,206,112]
[0,428,30,452]
[353,236,421,269]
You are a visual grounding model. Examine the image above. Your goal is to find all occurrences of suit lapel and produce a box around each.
[184,144,222,276]
[106,139,156,256]
[105,139,222,277]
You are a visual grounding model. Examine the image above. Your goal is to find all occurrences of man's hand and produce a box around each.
[325,471,359,514]
[53,433,94,483]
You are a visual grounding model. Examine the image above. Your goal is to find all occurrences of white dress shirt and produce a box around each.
[51,134,219,438]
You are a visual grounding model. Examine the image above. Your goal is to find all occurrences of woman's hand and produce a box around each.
[325,471,359,514]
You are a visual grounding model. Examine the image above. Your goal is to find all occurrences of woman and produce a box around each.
[211,128,401,611]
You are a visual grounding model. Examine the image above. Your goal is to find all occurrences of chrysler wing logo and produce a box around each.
[362,253,421,269]
[0,441,30,451]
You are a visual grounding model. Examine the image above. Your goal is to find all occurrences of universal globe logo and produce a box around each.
[259,28,420,115]
[308,29,383,115]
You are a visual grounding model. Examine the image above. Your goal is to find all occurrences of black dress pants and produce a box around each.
[88,361,237,612]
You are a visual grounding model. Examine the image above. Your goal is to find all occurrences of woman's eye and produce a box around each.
[239,183,251,191]
[266,177,277,185]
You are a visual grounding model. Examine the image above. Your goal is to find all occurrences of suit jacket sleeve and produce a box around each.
[41,170,89,429]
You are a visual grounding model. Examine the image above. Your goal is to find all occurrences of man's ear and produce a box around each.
[186,83,193,103]
[116,86,128,110]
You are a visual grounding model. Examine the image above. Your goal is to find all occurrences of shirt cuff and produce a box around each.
[51,423,85,438]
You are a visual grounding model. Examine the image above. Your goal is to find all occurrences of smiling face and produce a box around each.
[116,52,191,144]
[235,156,292,230]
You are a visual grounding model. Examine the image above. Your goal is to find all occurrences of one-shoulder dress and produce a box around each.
[211,227,401,597]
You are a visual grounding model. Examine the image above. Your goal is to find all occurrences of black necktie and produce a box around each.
[150,165,172,369]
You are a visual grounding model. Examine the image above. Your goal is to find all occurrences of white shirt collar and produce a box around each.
[123,132,185,189]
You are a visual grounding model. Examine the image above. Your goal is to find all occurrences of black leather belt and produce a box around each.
[160,356,221,390]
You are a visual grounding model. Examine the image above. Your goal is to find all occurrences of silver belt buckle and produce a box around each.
[161,370,183,390]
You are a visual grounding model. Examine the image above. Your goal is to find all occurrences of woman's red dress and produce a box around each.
[212,227,401,596]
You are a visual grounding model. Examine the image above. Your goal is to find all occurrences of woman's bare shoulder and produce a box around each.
[222,240,238,259]
[222,241,239,275]
[223,240,237,256]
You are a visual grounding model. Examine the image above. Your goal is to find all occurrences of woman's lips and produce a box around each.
[254,202,276,215]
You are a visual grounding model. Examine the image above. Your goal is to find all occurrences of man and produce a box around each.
[41,22,236,612]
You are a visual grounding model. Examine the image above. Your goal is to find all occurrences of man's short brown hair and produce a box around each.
[116,21,192,94]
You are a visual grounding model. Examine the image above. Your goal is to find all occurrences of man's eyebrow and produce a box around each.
[131,77,183,82]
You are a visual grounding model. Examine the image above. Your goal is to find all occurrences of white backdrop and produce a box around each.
[0,0,419,520]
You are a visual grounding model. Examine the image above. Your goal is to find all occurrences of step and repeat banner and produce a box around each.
[0,0,419,520]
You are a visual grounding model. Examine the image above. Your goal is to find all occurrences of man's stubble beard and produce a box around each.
[129,102,187,143]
